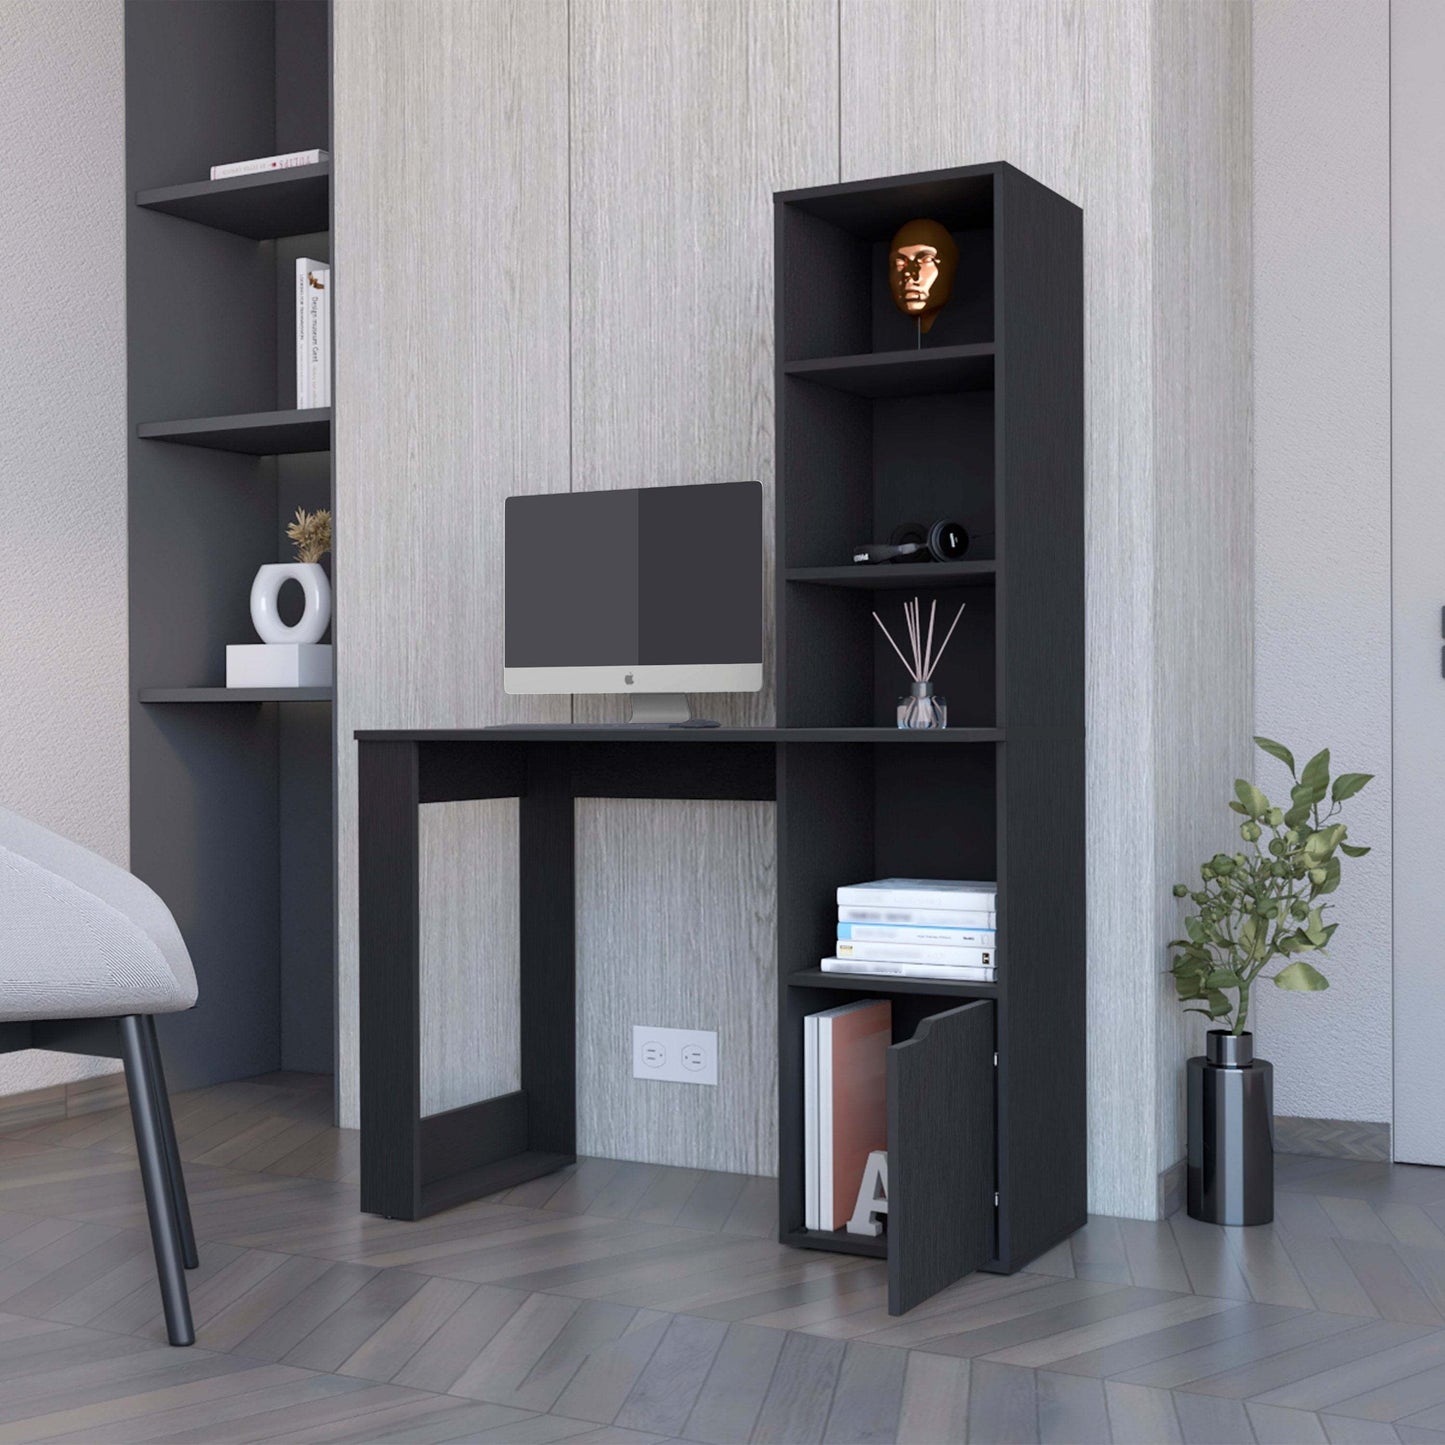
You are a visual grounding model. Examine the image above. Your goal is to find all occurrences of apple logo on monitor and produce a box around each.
[624,673,634,685]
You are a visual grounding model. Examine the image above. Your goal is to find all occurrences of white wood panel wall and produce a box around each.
[333,0,571,1126]
[333,0,1250,1212]
[567,0,834,1165]
[840,0,1251,1217]
[1149,0,1253,1196]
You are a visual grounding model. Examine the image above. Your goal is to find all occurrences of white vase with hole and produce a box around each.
[250,562,331,644]
[226,563,333,688]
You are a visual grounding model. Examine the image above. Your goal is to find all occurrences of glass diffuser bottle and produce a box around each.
[898,679,947,730]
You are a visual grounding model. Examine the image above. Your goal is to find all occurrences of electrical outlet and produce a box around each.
[632,1025,718,1086]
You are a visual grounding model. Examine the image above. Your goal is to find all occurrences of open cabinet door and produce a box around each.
[887,1000,996,1314]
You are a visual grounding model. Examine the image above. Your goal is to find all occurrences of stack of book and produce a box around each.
[804,999,890,1233]
[822,878,998,983]
[209,147,328,180]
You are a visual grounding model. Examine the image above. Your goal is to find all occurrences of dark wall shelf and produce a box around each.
[783,344,995,399]
[785,562,997,590]
[127,0,335,1090]
[140,687,334,704]
[135,162,330,239]
[137,408,331,455]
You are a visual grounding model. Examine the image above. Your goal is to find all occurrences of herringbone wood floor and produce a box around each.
[1,1074,1445,1442]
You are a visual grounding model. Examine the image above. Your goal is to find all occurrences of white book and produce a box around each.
[836,939,993,967]
[838,903,995,928]
[822,956,997,982]
[294,259,312,408]
[838,922,995,947]
[818,1015,834,1230]
[211,148,328,180]
[298,261,331,409]
[836,878,998,912]
[804,1014,819,1230]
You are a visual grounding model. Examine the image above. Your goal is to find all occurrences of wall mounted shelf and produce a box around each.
[785,562,997,590]
[135,163,330,240]
[128,0,335,1091]
[783,344,995,398]
[137,408,331,455]
[139,688,334,704]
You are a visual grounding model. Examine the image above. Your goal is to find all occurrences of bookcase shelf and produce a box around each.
[135,162,330,240]
[783,344,994,399]
[139,688,333,704]
[787,968,996,1000]
[136,408,331,455]
[774,162,1084,1313]
[785,561,997,590]
[784,1227,887,1260]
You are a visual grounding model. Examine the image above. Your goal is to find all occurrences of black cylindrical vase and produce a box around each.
[1187,1030,1273,1225]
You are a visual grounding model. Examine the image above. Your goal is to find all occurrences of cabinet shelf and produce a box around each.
[139,688,333,703]
[788,968,997,1000]
[137,408,331,455]
[135,163,330,239]
[785,561,996,590]
[783,344,994,398]
[783,1227,887,1259]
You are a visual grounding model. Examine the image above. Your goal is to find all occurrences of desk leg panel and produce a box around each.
[520,747,577,1158]
[358,740,422,1218]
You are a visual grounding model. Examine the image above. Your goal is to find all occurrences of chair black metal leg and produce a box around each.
[119,1015,194,1346]
[141,1016,198,1269]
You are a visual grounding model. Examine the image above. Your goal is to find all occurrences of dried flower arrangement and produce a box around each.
[286,508,332,564]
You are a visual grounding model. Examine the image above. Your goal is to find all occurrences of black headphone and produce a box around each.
[852,520,969,566]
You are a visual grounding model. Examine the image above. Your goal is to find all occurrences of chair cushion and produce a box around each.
[0,808,197,1021]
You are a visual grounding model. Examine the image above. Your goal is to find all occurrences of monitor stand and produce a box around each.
[627,693,720,728]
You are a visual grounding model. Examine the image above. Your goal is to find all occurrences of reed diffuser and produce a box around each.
[873,596,965,729]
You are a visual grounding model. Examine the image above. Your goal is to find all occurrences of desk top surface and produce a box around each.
[354,726,1006,744]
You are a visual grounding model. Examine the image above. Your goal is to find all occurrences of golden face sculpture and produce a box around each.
[888,219,959,334]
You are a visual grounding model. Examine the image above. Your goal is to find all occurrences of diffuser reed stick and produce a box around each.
[872,596,966,683]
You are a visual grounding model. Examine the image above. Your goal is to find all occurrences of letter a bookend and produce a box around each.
[847,1150,889,1237]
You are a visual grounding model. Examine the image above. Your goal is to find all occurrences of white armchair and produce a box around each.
[0,806,199,1345]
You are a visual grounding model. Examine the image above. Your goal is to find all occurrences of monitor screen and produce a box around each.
[504,481,763,696]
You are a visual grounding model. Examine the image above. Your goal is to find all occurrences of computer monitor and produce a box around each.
[503,480,763,725]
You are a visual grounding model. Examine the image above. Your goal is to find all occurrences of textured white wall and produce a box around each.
[1252,0,1392,1124]
[842,0,1252,1218]
[0,0,128,1093]
[335,0,1252,1215]
[1390,0,1445,1164]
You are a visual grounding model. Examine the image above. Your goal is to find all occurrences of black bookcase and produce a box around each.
[774,163,1085,1308]
[125,0,335,1090]
[353,160,1083,1317]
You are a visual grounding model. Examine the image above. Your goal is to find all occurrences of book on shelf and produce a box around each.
[836,878,997,912]
[838,921,995,947]
[804,1000,890,1232]
[838,903,995,928]
[836,939,992,967]
[822,956,996,983]
[210,148,328,180]
[295,259,331,409]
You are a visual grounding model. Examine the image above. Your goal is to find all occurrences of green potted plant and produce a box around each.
[1170,737,1372,1225]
